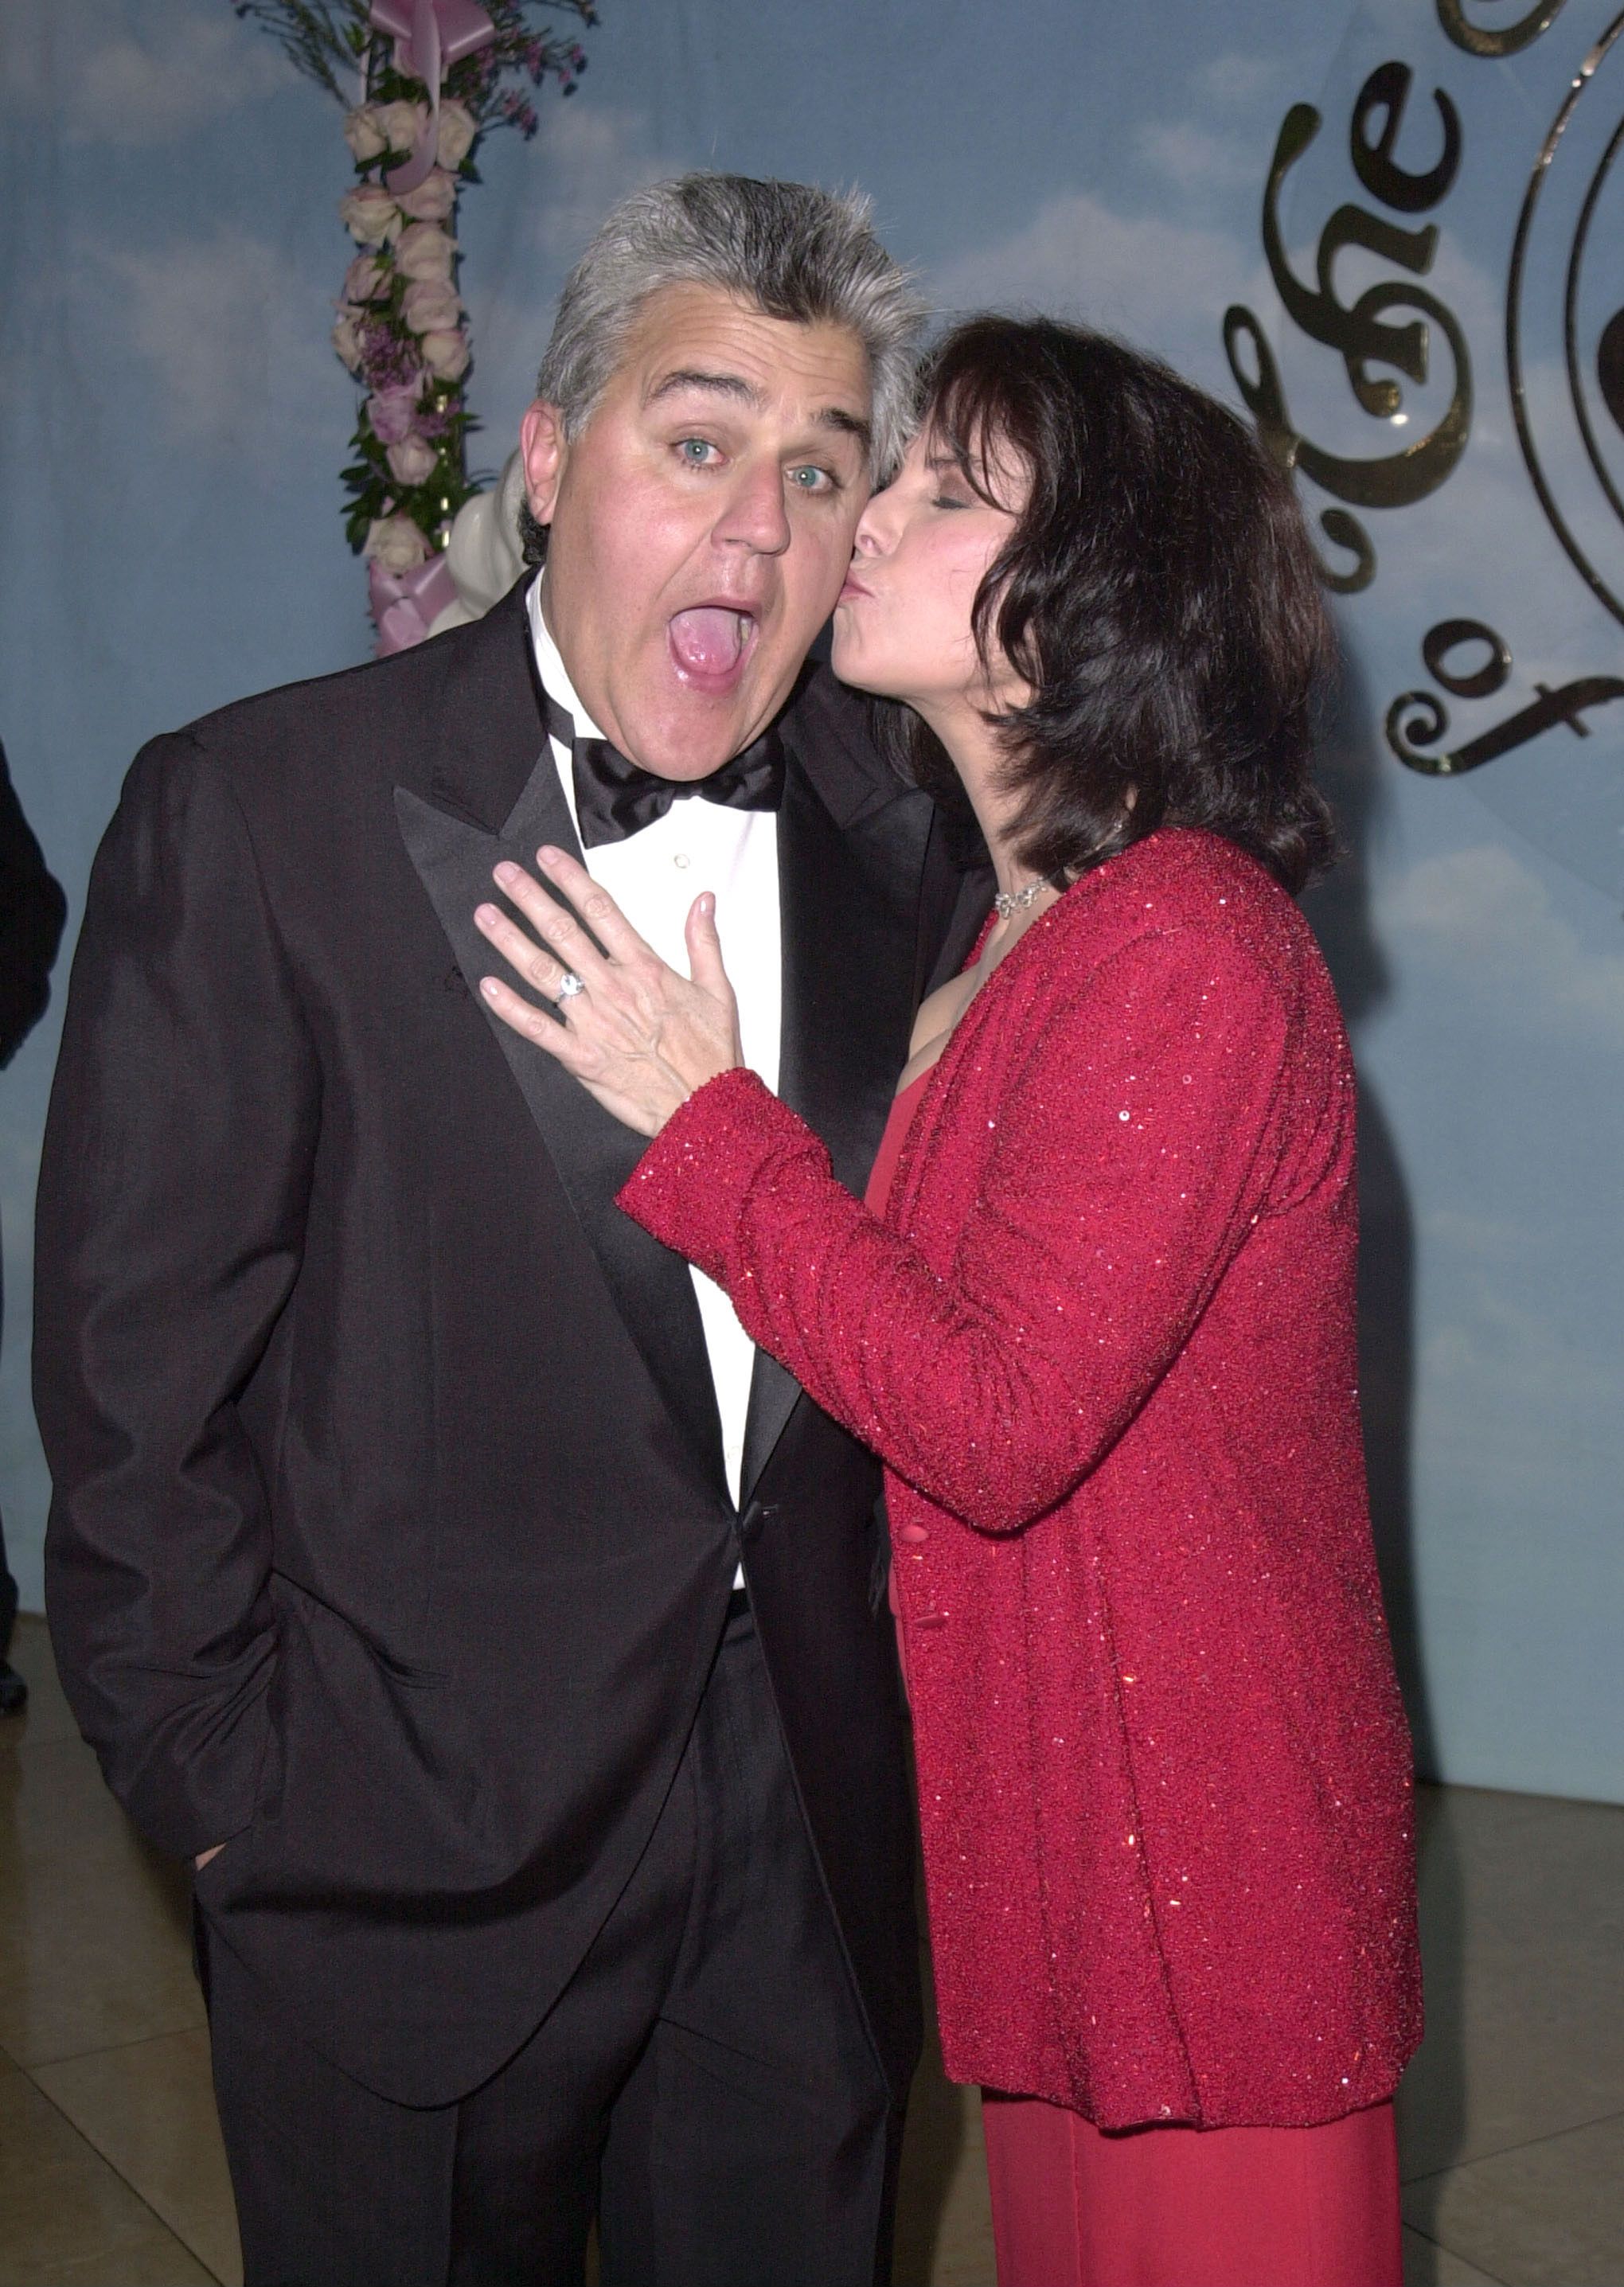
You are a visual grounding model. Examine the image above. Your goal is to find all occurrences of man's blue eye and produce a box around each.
[679,439,714,463]
[790,466,833,492]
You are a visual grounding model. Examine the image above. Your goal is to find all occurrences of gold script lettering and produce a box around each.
[1224,83,1474,591]
[1352,61,1462,215]
[1437,0,1568,60]
[1387,637,1624,773]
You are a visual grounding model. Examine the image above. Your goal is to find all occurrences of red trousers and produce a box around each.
[981,2091,1402,2287]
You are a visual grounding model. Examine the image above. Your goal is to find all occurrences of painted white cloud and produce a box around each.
[461,103,667,435]
[1136,120,1263,194]
[1372,842,1624,1052]
[1362,849,1624,1560]
[92,228,338,444]
[1415,1307,1621,1524]
[1419,1206,1533,1266]
[517,102,666,265]
[1199,52,1298,108]
[930,190,1265,384]
[1,0,294,146]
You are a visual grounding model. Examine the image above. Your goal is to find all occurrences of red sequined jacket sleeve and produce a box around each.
[623,911,1289,1536]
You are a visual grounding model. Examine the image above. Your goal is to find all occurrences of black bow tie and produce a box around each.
[542,693,785,851]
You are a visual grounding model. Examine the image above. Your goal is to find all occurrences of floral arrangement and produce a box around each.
[231,1,596,645]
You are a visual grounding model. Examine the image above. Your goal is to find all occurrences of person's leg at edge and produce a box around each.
[982,2088,1403,2287]
[0,1242,25,1715]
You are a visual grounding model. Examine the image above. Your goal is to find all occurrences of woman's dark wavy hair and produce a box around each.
[889,315,1337,895]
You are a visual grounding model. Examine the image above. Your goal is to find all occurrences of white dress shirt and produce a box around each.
[527,577,781,1537]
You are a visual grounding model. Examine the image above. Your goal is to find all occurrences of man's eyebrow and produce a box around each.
[644,367,873,455]
[645,368,763,410]
[819,406,873,455]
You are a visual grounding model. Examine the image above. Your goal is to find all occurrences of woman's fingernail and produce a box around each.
[479,978,500,1000]
[493,862,519,887]
[475,904,497,927]
[537,845,563,868]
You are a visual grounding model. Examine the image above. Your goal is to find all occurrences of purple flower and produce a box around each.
[368,380,428,444]
[360,322,420,389]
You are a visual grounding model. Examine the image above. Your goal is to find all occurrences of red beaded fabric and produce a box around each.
[621,829,1422,2130]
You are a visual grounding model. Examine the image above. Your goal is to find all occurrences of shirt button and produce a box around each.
[896,1524,929,1544]
[673,853,691,870]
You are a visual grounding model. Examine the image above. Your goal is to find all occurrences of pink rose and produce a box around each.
[402,279,462,337]
[343,105,388,162]
[387,435,439,488]
[365,514,431,575]
[436,100,478,170]
[422,329,470,381]
[343,253,388,304]
[395,224,455,283]
[396,168,457,224]
[332,310,365,373]
[367,381,427,444]
[339,185,400,245]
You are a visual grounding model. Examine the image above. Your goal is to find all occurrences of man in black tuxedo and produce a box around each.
[37,175,988,2285]
[1,738,68,1713]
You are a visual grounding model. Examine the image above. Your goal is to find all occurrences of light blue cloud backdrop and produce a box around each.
[2,0,1618,1799]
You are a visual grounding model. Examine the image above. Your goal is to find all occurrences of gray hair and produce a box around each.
[535,172,924,478]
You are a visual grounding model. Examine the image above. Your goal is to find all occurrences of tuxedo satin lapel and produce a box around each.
[926,853,997,996]
[396,765,728,1501]
[414,577,553,833]
[739,754,935,1498]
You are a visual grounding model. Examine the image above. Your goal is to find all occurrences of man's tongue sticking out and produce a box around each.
[669,607,751,686]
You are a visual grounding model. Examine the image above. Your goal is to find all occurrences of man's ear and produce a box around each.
[520,400,567,525]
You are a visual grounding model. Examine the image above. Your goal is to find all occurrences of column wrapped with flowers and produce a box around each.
[232,1,597,650]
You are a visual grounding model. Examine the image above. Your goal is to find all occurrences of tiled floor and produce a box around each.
[1,1613,1619,2286]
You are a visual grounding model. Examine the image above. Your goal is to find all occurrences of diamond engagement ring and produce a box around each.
[555,971,586,1001]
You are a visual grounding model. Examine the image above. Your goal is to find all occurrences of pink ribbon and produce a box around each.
[369,548,459,655]
[369,0,496,194]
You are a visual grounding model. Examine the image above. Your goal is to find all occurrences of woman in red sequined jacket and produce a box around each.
[475,318,1421,2287]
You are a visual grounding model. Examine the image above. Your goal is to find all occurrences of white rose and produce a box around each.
[395,223,455,283]
[365,513,431,574]
[387,434,439,488]
[436,100,478,170]
[421,329,471,381]
[402,278,462,336]
[343,253,388,304]
[396,167,457,223]
[343,105,388,162]
[332,309,365,373]
[339,184,401,245]
[379,100,427,158]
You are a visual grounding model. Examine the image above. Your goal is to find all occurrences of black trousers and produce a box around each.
[200,1598,901,2287]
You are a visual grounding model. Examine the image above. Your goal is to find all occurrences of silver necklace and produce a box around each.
[992,880,1047,921]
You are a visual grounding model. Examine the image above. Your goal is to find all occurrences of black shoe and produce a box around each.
[0,1661,27,1715]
